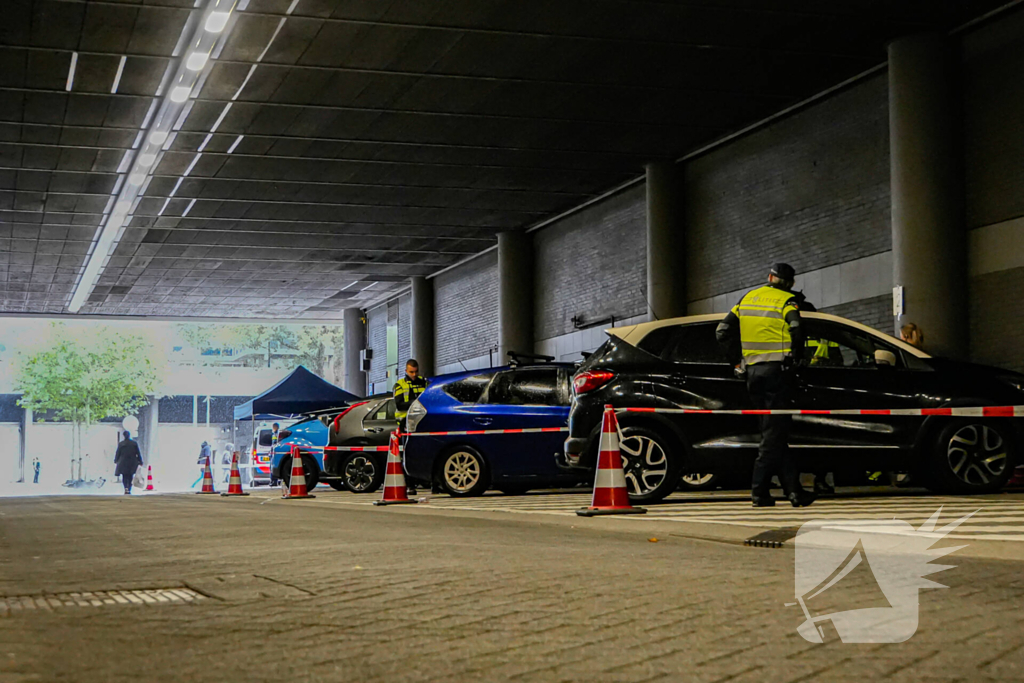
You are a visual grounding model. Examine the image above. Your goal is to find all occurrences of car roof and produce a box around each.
[606,311,930,359]
[430,363,575,386]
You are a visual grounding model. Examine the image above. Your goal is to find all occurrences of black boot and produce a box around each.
[813,480,834,495]
[751,496,776,508]
[788,491,817,508]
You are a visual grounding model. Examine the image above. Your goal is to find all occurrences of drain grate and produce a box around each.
[1,588,205,614]
[744,527,800,548]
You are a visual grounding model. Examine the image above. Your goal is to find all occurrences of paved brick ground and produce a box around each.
[1,492,1023,682]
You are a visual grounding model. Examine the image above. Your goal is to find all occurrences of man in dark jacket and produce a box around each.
[114,431,143,495]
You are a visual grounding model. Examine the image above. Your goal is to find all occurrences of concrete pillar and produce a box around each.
[497,231,534,363]
[410,276,435,376]
[343,307,367,396]
[146,397,159,465]
[646,162,686,320]
[19,407,31,483]
[889,34,966,358]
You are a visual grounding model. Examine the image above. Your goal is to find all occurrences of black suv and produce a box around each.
[564,312,1024,502]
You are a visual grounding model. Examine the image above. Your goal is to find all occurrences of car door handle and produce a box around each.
[366,427,384,434]
[473,417,493,426]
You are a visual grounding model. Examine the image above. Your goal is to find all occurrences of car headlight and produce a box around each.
[405,400,427,433]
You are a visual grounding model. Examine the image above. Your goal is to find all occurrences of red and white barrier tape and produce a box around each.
[404,427,569,437]
[324,445,398,452]
[618,406,1024,417]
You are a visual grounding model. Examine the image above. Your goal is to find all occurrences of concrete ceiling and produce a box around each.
[0,0,1007,318]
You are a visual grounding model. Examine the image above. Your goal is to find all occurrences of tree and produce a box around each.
[15,324,160,479]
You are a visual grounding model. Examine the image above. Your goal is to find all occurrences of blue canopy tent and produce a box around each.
[233,366,362,421]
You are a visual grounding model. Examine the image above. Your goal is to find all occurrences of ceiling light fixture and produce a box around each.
[67,0,241,314]
[111,55,126,94]
[206,11,231,33]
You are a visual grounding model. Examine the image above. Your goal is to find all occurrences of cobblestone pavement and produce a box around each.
[1,491,1023,682]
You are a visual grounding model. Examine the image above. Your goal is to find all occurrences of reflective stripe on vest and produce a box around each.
[732,285,797,365]
[394,378,426,419]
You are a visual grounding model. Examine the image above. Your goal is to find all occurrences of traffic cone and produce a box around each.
[577,405,647,517]
[220,451,249,496]
[373,431,417,506]
[145,465,155,491]
[282,445,316,499]
[196,456,217,494]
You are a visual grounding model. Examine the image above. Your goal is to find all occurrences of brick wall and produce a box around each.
[533,184,647,341]
[820,295,893,337]
[397,293,411,366]
[434,251,498,367]
[964,10,1024,230]
[366,304,387,386]
[970,267,1024,373]
[685,74,891,302]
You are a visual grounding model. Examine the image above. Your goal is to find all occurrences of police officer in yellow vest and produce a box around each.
[394,359,427,429]
[716,263,816,508]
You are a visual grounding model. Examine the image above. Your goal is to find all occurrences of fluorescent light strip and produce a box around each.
[197,133,213,152]
[286,0,299,14]
[111,56,126,93]
[232,65,257,100]
[257,19,286,62]
[116,150,133,173]
[158,198,172,216]
[226,134,243,154]
[169,177,184,197]
[210,103,232,132]
[182,198,197,216]
[183,153,202,176]
[65,52,78,91]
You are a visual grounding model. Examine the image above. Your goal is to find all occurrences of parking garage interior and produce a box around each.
[5,1,1024,681]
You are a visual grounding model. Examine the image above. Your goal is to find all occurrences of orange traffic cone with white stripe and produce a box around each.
[196,456,217,494]
[220,451,249,497]
[373,431,417,506]
[145,465,155,491]
[282,445,316,499]
[577,405,647,517]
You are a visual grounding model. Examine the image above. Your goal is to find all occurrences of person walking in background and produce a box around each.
[192,440,213,488]
[901,323,925,350]
[32,457,40,484]
[114,431,143,495]
[269,423,281,486]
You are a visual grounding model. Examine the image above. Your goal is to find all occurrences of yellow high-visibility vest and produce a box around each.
[732,285,799,365]
[394,377,427,419]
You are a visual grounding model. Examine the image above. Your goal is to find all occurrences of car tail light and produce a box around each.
[573,370,615,395]
[405,400,427,433]
[333,401,369,432]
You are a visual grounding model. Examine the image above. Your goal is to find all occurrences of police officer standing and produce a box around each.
[394,359,427,495]
[394,359,427,430]
[716,263,816,508]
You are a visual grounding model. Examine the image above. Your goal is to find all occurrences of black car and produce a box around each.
[564,312,1024,502]
[323,394,397,493]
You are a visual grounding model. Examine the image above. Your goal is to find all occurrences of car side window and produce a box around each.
[803,321,904,369]
[663,323,730,364]
[484,369,561,406]
[636,325,678,358]
[365,399,391,422]
[443,373,493,404]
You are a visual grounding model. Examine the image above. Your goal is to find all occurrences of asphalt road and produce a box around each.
[1,489,1023,682]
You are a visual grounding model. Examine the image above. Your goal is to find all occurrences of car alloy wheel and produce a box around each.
[618,434,669,497]
[443,451,482,494]
[946,424,1008,487]
[343,456,377,493]
[679,472,718,491]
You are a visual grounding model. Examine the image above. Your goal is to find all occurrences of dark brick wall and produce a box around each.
[398,293,411,366]
[970,266,1024,373]
[366,304,388,386]
[534,184,647,340]
[434,251,498,366]
[964,11,1024,230]
[157,395,195,423]
[685,74,891,302]
[820,295,894,336]
[0,394,21,423]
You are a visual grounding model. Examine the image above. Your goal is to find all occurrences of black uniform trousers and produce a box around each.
[747,362,800,498]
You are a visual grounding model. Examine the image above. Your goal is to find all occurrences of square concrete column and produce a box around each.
[498,231,534,363]
[343,307,367,396]
[646,161,686,320]
[410,276,435,376]
[889,34,966,358]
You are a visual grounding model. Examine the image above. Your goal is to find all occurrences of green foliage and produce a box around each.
[174,322,344,377]
[15,323,160,426]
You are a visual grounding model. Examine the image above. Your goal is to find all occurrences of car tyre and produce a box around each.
[437,447,489,497]
[678,472,720,492]
[617,425,681,503]
[341,454,384,494]
[279,454,320,491]
[928,420,1015,494]
[327,480,346,491]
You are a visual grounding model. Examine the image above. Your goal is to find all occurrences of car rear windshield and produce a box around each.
[638,323,728,364]
[443,373,493,403]
[485,368,564,406]
[257,430,273,446]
